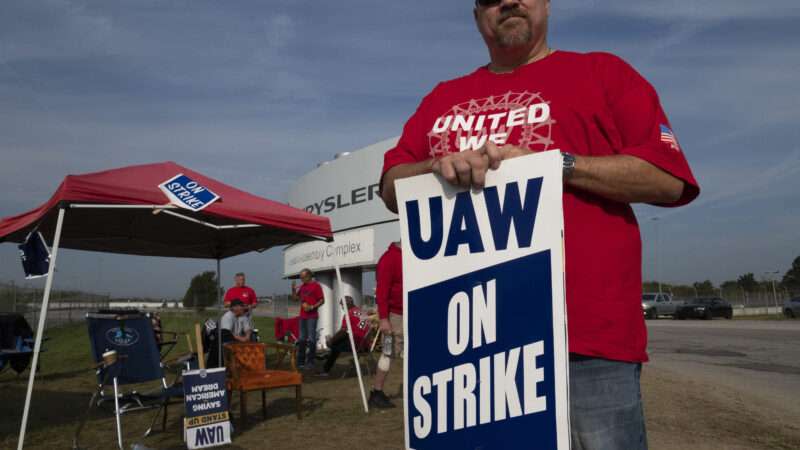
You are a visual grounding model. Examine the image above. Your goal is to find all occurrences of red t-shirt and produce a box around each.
[382,51,699,363]
[223,286,257,307]
[376,243,403,319]
[297,281,324,319]
[342,306,370,342]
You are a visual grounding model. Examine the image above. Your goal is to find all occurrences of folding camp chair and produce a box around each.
[72,311,191,450]
[0,313,39,375]
[274,316,299,344]
[272,316,300,369]
[338,325,381,379]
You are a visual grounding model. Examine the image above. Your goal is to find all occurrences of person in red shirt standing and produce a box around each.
[292,268,325,370]
[317,296,372,377]
[223,272,258,311]
[379,1,699,448]
[369,241,403,409]
[223,273,257,335]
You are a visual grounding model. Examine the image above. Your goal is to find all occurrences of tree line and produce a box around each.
[644,256,800,298]
[180,256,800,308]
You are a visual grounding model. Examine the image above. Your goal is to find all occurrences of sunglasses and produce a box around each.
[475,0,502,7]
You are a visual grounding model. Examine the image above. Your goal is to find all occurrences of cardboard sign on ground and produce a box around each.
[183,367,231,449]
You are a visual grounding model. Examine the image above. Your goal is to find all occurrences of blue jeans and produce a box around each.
[297,317,318,367]
[569,356,648,450]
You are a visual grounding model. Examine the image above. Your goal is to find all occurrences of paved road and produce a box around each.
[647,319,800,418]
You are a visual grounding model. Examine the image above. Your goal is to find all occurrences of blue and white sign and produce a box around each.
[159,174,220,212]
[396,151,569,450]
[182,367,232,449]
[18,231,50,279]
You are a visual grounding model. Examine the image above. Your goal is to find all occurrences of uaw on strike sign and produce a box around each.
[183,367,232,449]
[159,174,220,212]
[396,151,569,450]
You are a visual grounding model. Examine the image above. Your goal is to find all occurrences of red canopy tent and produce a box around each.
[0,161,332,258]
[0,162,333,449]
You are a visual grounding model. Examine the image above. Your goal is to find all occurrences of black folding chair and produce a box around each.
[72,311,192,450]
[0,313,38,375]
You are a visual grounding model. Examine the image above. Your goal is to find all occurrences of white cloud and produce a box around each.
[555,0,800,22]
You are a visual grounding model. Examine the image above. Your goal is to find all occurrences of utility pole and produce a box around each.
[763,271,780,315]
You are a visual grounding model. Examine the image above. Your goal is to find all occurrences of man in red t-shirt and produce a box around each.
[318,296,372,376]
[379,1,699,448]
[369,242,403,409]
[223,272,257,310]
[291,268,325,369]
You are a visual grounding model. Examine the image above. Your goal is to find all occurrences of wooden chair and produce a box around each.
[224,342,303,426]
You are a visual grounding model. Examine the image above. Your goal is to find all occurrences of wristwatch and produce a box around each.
[562,152,576,179]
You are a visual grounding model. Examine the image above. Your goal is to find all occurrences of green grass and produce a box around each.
[0,312,405,450]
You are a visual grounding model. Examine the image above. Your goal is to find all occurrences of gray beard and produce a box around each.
[496,21,533,48]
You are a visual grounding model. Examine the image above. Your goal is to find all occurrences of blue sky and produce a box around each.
[1,0,798,298]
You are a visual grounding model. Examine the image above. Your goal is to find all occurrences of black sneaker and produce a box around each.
[368,390,395,409]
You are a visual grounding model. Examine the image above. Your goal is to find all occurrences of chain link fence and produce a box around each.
[719,287,792,309]
[254,294,376,319]
[0,281,110,329]
[652,284,792,315]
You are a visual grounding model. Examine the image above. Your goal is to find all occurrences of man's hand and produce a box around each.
[488,142,532,161]
[379,318,392,335]
[431,149,491,190]
[431,142,533,190]
[301,303,310,312]
[234,331,251,343]
[381,142,533,213]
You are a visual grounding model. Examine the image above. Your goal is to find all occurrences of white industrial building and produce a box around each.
[283,137,401,345]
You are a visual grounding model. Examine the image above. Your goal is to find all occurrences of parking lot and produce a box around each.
[644,319,800,449]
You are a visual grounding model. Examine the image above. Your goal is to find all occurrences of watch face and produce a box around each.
[562,153,576,177]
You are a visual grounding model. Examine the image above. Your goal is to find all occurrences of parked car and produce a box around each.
[674,297,733,320]
[784,297,800,318]
[642,292,680,319]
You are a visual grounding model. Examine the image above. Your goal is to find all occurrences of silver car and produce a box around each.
[642,292,678,319]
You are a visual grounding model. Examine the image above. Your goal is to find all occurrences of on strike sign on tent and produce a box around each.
[396,151,570,450]
[159,173,220,212]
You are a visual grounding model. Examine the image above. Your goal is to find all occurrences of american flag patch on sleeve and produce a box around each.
[660,124,681,151]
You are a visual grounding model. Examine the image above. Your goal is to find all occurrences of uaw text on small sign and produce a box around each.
[183,367,231,449]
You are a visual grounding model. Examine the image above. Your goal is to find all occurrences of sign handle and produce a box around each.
[195,323,206,370]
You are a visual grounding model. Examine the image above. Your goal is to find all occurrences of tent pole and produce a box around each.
[17,206,66,450]
[217,259,222,309]
[334,264,369,413]
[217,258,223,369]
